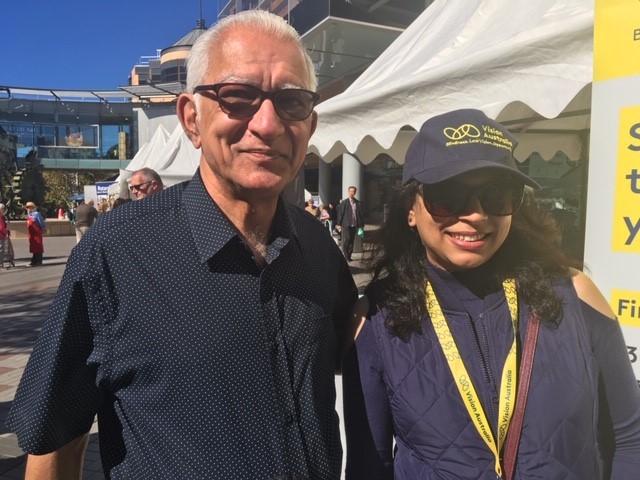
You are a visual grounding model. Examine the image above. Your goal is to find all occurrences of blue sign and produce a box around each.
[96,181,116,196]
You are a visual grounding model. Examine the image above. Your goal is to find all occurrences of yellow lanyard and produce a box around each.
[426,278,518,478]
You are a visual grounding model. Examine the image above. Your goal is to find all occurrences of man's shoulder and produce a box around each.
[91,182,189,238]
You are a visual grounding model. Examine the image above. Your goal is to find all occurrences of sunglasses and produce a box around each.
[193,83,320,121]
[129,180,152,192]
[422,181,525,217]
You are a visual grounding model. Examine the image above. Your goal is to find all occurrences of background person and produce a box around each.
[336,186,364,261]
[0,203,10,268]
[8,10,357,480]
[25,201,45,267]
[73,199,98,243]
[111,197,132,210]
[327,202,337,231]
[129,167,164,199]
[305,198,319,218]
[343,109,640,479]
[320,204,331,229]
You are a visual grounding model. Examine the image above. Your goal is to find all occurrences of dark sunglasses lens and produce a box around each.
[474,182,524,215]
[216,85,315,120]
[423,187,468,217]
[424,182,524,217]
[508,183,525,214]
[273,90,316,120]
[217,84,262,117]
[478,184,511,215]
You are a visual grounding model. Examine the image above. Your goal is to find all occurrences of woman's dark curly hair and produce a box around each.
[365,179,581,340]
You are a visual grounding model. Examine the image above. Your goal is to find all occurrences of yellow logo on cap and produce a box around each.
[443,123,513,151]
[443,124,481,140]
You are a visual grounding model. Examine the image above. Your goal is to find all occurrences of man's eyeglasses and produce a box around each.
[193,83,320,121]
[129,180,152,192]
[422,181,525,217]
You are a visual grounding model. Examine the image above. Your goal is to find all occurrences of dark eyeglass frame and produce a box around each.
[422,181,525,217]
[193,83,320,121]
[129,180,153,192]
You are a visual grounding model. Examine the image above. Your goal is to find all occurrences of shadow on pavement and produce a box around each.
[0,455,26,477]
[0,289,56,353]
[0,432,103,479]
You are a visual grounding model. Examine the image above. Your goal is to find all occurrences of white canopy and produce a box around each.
[114,124,200,197]
[126,124,171,173]
[308,0,593,164]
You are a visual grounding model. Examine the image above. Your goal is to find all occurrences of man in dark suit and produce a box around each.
[336,185,364,262]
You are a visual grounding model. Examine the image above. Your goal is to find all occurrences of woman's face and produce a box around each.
[408,170,518,271]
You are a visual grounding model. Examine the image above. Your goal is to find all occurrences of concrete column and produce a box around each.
[341,153,363,200]
[318,158,331,207]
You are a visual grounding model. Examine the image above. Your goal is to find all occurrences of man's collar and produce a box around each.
[183,170,298,264]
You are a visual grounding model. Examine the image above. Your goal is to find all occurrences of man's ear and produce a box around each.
[177,93,201,149]
[309,110,318,136]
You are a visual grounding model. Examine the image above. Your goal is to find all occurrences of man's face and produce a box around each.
[348,188,357,199]
[179,27,317,203]
[130,173,160,199]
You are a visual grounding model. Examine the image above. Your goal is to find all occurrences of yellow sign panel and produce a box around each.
[612,106,640,252]
[612,289,640,327]
[594,1,640,81]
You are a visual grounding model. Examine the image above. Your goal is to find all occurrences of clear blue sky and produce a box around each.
[2,0,222,91]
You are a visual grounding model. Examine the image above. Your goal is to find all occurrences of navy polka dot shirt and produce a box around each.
[7,170,358,479]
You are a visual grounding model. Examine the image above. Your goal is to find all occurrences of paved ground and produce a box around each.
[0,234,370,479]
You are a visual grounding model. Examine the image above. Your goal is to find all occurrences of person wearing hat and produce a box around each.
[342,109,640,479]
[25,201,46,266]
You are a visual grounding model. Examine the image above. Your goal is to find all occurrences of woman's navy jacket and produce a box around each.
[343,274,640,479]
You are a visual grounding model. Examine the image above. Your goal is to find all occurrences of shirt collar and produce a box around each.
[183,169,299,264]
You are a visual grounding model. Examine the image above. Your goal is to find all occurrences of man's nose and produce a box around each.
[248,99,285,137]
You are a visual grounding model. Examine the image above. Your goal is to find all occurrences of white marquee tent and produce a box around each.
[308,0,593,165]
[112,124,200,198]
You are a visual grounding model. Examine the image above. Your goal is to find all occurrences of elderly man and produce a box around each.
[129,167,164,199]
[8,10,357,480]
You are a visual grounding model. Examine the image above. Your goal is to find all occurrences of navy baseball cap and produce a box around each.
[402,109,539,188]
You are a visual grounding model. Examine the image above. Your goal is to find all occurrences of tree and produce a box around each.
[42,170,73,217]
[42,170,117,217]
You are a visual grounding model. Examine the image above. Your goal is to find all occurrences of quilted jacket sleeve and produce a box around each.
[584,301,640,478]
[343,319,394,480]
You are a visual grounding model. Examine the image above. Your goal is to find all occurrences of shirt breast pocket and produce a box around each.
[283,300,333,348]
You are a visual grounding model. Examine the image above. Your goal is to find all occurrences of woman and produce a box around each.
[343,109,640,479]
[305,199,319,218]
[25,201,46,266]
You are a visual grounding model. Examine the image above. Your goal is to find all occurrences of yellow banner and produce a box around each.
[612,289,640,327]
[612,106,640,252]
[594,1,640,81]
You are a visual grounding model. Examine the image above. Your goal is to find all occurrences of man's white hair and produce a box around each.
[186,10,317,95]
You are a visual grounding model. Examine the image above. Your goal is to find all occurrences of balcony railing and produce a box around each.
[35,146,131,170]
